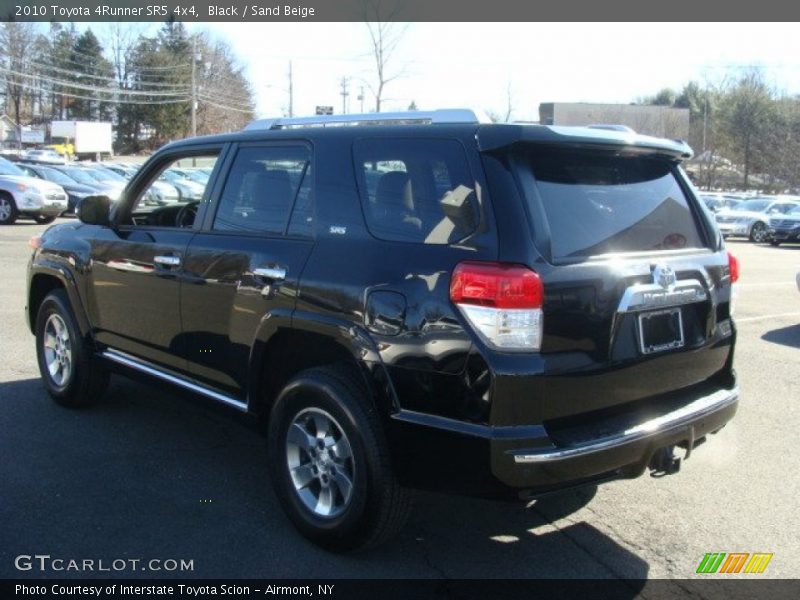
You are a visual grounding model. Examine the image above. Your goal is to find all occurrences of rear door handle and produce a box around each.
[253,266,287,281]
[154,255,181,267]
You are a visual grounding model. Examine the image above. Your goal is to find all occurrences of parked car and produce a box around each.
[159,168,206,200]
[49,165,125,201]
[17,163,97,214]
[26,110,739,551]
[767,204,800,246]
[700,194,741,213]
[0,157,68,224]
[22,148,67,164]
[715,197,800,242]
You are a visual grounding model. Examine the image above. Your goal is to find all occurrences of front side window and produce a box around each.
[213,146,311,235]
[354,138,480,244]
[129,154,218,228]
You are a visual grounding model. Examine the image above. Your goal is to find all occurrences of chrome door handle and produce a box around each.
[253,266,287,281]
[154,255,181,267]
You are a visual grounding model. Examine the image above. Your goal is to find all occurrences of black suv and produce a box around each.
[26,110,739,551]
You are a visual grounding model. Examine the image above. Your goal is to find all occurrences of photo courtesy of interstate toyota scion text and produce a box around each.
[26,109,739,551]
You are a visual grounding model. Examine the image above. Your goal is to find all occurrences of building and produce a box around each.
[539,102,690,140]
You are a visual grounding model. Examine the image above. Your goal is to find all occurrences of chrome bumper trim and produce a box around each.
[512,387,738,464]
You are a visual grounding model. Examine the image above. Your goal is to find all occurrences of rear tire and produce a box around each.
[267,366,412,552]
[34,215,56,224]
[770,240,780,247]
[0,193,17,225]
[35,289,108,408]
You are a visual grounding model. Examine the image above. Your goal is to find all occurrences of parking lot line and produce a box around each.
[735,312,800,323]
[736,281,796,287]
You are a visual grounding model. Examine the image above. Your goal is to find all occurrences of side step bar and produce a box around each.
[99,349,248,412]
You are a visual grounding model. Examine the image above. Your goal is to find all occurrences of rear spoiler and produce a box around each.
[477,124,693,160]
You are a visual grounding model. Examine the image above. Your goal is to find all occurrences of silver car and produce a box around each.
[0,157,68,224]
[714,197,800,242]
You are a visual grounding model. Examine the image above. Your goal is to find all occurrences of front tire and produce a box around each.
[268,366,411,552]
[0,193,18,225]
[750,221,768,243]
[35,289,108,407]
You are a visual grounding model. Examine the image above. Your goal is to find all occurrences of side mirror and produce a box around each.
[77,195,112,226]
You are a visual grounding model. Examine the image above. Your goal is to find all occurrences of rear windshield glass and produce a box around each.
[525,151,705,259]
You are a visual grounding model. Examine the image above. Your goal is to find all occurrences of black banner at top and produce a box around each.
[0,0,797,22]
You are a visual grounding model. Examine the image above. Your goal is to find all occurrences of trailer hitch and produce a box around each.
[649,445,682,477]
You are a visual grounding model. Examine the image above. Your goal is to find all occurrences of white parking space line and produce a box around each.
[736,312,800,323]
[736,281,796,287]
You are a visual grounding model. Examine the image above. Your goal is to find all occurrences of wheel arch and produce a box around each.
[27,265,91,339]
[247,309,399,426]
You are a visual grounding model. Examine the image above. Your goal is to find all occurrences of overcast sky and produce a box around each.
[99,22,800,120]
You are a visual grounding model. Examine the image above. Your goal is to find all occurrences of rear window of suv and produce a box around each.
[523,151,705,259]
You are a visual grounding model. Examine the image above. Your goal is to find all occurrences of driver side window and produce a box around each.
[131,154,218,228]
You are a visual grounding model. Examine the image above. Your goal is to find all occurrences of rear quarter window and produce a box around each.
[524,151,706,259]
[354,138,481,244]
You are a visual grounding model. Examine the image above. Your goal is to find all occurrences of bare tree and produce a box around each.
[718,69,774,188]
[103,23,147,84]
[503,80,515,123]
[0,22,39,146]
[362,0,408,112]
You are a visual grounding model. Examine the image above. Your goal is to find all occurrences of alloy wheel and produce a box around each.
[751,222,767,242]
[0,197,11,222]
[42,313,72,387]
[285,407,355,518]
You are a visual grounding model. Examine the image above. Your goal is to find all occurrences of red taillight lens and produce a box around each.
[727,251,739,284]
[450,262,543,309]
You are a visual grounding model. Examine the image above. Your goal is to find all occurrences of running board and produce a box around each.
[99,349,248,412]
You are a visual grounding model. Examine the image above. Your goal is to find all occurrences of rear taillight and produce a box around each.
[727,251,739,316]
[450,261,544,351]
[727,251,740,284]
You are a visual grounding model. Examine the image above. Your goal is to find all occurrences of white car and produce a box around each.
[0,157,68,225]
[714,197,800,243]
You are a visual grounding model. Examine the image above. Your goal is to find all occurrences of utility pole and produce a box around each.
[358,86,364,113]
[287,61,294,117]
[339,77,350,114]
[702,95,708,154]
[190,36,197,137]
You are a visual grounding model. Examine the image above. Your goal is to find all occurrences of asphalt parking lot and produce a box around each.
[1,218,798,582]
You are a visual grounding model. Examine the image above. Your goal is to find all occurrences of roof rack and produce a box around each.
[244,108,491,131]
[587,124,636,133]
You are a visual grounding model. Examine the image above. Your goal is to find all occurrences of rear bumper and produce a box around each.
[389,383,738,497]
[492,386,737,490]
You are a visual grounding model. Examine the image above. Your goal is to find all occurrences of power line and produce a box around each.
[0,78,189,105]
[0,66,190,98]
[30,60,189,90]
[197,96,254,114]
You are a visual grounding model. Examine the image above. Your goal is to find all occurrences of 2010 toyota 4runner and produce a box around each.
[26,109,739,551]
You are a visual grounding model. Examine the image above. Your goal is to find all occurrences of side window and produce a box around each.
[131,154,218,228]
[213,146,311,235]
[354,138,480,244]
